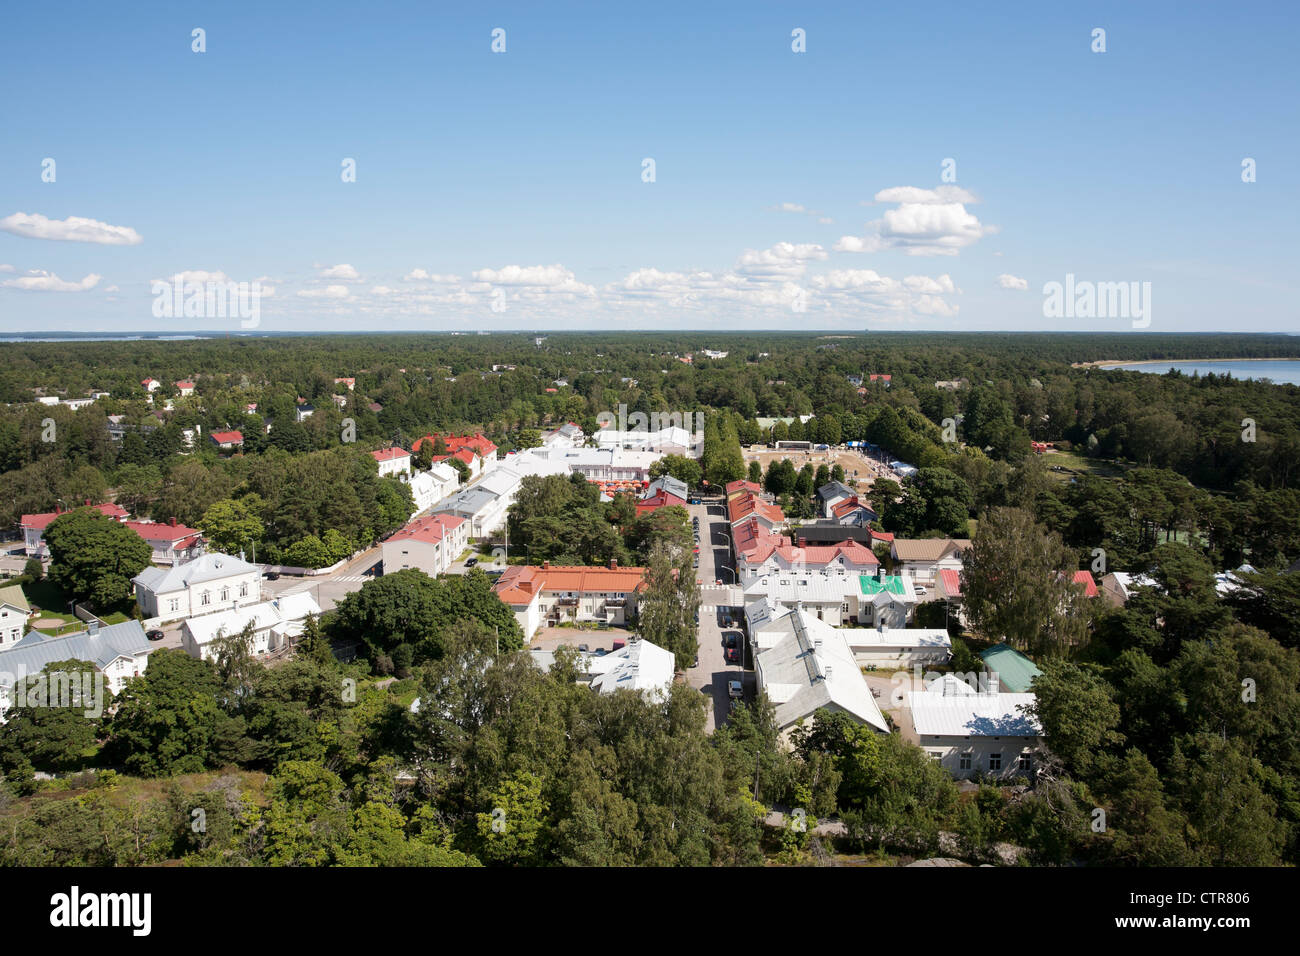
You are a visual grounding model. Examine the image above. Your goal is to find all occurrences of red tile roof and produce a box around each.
[371,447,411,462]
[21,501,130,531]
[126,519,201,544]
[492,563,648,606]
[412,433,497,458]
[210,430,244,444]
[728,491,785,527]
[725,480,763,496]
[1072,570,1099,597]
[387,513,465,546]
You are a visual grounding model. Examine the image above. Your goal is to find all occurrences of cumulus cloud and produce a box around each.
[471,264,596,296]
[0,264,14,273]
[872,185,978,205]
[404,269,461,282]
[1,269,102,292]
[297,285,350,299]
[997,273,1029,290]
[838,185,992,257]
[319,263,360,280]
[736,242,828,279]
[0,212,143,245]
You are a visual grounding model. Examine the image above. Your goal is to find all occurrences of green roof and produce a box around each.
[858,575,907,596]
[0,585,31,613]
[979,643,1042,692]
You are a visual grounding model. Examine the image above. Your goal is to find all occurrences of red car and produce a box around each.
[725,646,741,664]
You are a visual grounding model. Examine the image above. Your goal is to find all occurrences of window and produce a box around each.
[988,753,1003,772]
[220,588,230,602]
[168,598,179,612]
[1018,753,1032,773]
[929,752,941,762]
[239,583,248,597]
[959,752,972,771]
[201,591,211,606]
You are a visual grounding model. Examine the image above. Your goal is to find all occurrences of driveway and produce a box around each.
[687,499,745,732]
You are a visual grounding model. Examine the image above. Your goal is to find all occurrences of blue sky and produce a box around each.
[1,0,1296,333]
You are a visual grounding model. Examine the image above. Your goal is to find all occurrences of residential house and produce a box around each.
[295,403,315,422]
[1100,571,1159,607]
[175,380,195,396]
[636,475,688,515]
[815,480,856,518]
[133,552,261,621]
[909,673,1044,780]
[406,461,461,513]
[746,598,948,667]
[371,446,413,478]
[0,621,152,718]
[20,502,130,557]
[0,586,32,647]
[209,429,244,453]
[890,538,972,587]
[491,561,647,640]
[334,377,356,391]
[413,434,499,477]
[739,538,880,583]
[141,378,161,392]
[181,592,322,661]
[126,519,204,565]
[381,514,469,578]
[586,639,675,698]
[753,607,889,744]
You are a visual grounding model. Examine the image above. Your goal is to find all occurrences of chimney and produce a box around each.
[85,499,91,506]
[798,537,807,548]
[608,558,617,570]
[87,620,99,635]
[541,561,549,570]
[170,516,178,527]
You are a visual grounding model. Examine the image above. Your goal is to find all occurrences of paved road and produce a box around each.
[686,499,746,733]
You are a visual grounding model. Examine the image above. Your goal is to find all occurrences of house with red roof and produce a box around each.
[492,560,647,639]
[126,518,204,566]
[739,539,880,583]
[370,446,412,478]
[412,433,498,479]
[727,491,786,535]
[210,429,244,453]
[141,378,160,392]
[175,381,196,396]
[635,476,688,515]
[381,514,468,578]
[20,502,131,557]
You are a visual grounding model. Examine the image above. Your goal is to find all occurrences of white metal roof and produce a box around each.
[907,688,1041,738]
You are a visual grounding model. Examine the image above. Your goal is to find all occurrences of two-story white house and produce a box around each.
[0,620,152,719]
[0,586,32,647]
[133,552,261,621]
[908,673,1044,780]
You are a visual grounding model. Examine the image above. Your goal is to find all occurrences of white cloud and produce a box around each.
[297,285,350,299]
[736,242,828,279]
[1,269,102,292]
[404,269,461,282]
[997,273,1029,290]
[471,264,596,296]
[776,202,807,213]
[370,285,395,296]
[156,270,230,284]
[319,263,359,280]
[872,185,978,205]
[839,186,991,257]
[105,285,119,292]
[0,264,14,273]
[0,212,143,245]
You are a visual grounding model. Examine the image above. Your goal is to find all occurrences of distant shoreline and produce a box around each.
[1076,357,1299,369]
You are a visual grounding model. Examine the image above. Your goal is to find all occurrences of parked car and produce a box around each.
[728,680,743,699]
[725,647,741,664]
[263,571,280,581]
[723,633,739,649]
[578,643,590,652]
[465,557,478,567]
[146,629,165,642]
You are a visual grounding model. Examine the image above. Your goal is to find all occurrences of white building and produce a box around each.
[908,674,1043,780]
[890,539,972,587]
[181,592,322,661]
[586,639,675,699]
[746,598,947,667]
[0,586,32,647]
[492,562,646,640]
[0,621,152,718]
[753,607,889,744]
[371,447,413,478]
[742,571,917,627]
[133,552,261,621]
[381,514,469,578]
[405,462,460,514]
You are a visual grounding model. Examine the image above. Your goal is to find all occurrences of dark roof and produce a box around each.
[789,522,876,545]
